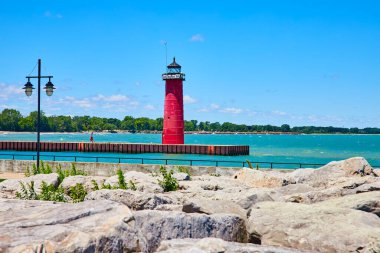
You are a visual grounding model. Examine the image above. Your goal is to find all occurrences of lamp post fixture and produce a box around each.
[23,59,55,169]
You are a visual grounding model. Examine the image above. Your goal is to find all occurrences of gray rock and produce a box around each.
[156,238,317,253]
[314,191,380,217]
[84,189,179,210]
[154,204,184,212]
[173,172,190,181]
[0,173,59,198]
[233,168,286,188]
[248,201,380,252]
[60,175,107,193]
[182,197,247,219]
[123,210,248,253]
[0,198,133,252]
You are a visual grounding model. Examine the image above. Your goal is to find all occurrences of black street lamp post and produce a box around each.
[23,59,55,169]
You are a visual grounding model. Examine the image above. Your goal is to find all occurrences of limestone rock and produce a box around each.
[0,198,133,252]
[319,157,374,176]
[248,201,380,252]
[0,173,59,198]
[156,238,317,253]
[84,189,179,210]
[314,191,380,217]
[173,172,190,181]
[60,175,106,193]
[182,197,247,219]
[233,168,286,188]
[154,204,184,212]
[123,210,248,252]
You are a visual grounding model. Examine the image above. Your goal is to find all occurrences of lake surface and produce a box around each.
[0,133,379,168]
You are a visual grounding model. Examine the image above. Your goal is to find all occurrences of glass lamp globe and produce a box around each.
[23,81,34,97]
[44,81,55,96]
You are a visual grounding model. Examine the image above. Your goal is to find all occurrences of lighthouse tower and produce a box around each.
[162,57,186,144]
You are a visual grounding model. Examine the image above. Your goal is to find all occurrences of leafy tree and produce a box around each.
[0,109,22,131]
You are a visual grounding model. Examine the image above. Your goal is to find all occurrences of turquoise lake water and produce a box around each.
[0,133,379,168]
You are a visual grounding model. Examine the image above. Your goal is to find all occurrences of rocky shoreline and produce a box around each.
[1,157,380,252]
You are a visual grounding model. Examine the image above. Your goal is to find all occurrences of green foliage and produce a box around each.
[101,182,112,189]
[15,181,38,200]
[39,181,66,202]
[69,183,87,203]
[157,166,179,192]
[16,181,66,202]
[0,179,5,183]
[3,108,380,134]
[24,161,53,176]
[70,163,86,176]
[117,169,127,190]
[91,180,100,191]
[246,160,253,169]
[128,180,137,191]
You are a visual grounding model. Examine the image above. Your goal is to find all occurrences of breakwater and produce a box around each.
[0,141,249,156]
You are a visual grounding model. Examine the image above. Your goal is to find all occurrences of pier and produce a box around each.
[0,141,249,156]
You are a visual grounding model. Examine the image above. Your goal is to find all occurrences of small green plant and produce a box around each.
[91,180,100,191]
[246,160,253,169]
[117,169,127,189]
[256,163,259,170]
[70,164,86,176]
[128,180,137,191]
[69,183,87,203]
[209,173,221,177]
[16,181,38,200]
[101,182,112,189]
[0,178,5,183]
[157,166,179,192]
[39,181,66,202]
[176,166,191,179]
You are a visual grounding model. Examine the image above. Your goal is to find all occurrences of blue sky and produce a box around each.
[0,0,379,127]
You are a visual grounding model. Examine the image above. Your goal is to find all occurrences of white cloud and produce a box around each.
[183,95,197,104]
[197,108,209,113]
[0,83,23,100]
[220,107,243,114]
[92,94,129,102]
[190,34,204,42]
[272,110,287,116]
[44,10,63,19]
[211,103,220,109]
[144,104,156,110]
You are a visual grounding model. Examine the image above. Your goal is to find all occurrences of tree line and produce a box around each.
[1,108,379,134]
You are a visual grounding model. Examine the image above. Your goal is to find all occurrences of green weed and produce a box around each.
[157,166,179,192]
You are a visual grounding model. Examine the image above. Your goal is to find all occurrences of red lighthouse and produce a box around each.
[162,57,186,144]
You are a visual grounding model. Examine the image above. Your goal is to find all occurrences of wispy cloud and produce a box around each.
[220,107,243,114]
[144,104,156,110]
[190,34,204,42]
[183,95,197,104]
[44,11,63,19]
[92,94,129,102]
[0,83,24,100]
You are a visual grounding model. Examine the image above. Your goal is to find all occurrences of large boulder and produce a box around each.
[233,168,286,188]
[314,191,380,217]
[123,210,248,252]
[0,173,59,198]
[247,201,380,252]
[0,198,133,252]
[182,197,247,219]
[84,189,179,210]
[156,238,316,253]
